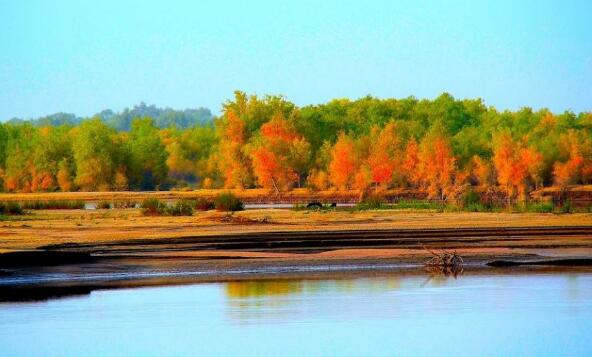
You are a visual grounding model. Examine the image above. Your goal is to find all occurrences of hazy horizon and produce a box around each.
[2,0,591,119]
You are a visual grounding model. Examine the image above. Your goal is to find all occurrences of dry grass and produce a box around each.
[1,207,592,252]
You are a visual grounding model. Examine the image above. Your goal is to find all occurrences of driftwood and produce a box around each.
[422,245,464,277]
[423,245,464,268]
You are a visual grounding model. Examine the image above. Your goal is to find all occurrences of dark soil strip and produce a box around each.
[0,251,94,268]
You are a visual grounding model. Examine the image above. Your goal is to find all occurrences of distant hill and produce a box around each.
[5,103,214,130]
[6,113,81,127]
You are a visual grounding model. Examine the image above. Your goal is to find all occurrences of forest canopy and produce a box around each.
[1,91,591,199]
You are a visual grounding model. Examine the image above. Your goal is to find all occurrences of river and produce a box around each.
[1,271,591,356]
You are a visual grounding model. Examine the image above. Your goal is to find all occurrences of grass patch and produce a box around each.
[166,200,194,216]
[509,201,577,214]
[358,195,384,210]
[0,202,24,215]
[20,200,85,210]
[395,200,445,211]
[214,192,244,212]
[355,198,446,211]
[140,198,194,216]
[140,198,167,216]
[524,202,554,213]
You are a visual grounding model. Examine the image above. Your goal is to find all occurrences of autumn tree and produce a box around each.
[289,138,312,188]
[217,111,253,188]
[418,133,457,200]
[0,124,7,189]
[249,113,310,192]
[553,130,591,187]
[328,132,358,190]
[471,155,493,187]
[57,159,74,191]
[493,132,542,200]
[401,138,421,187]
[307,141,333,190]
[366,122,400,190]
[2,92,592,194]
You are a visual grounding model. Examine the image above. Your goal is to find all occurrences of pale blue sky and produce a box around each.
[1,0,591,119]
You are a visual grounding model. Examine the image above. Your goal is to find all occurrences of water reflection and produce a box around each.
[1,272,592,356]
[226,280,305,298]
[222,273,592,327]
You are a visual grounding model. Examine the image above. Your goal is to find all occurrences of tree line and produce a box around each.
[6,102,213,131]
[0,91,590,200]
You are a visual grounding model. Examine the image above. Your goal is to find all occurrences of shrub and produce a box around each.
[525,202,554,213]
[140,198,166,216]
[20,200,85,210]
[166,200,194,216]
[0,202,24,215]
[356,195,384,210]
[460,190,481,208]
[214,192,244,212]
[194,198,215,211]
[140,198,194,216]
[557,201,573,214]
[96,201,112,209]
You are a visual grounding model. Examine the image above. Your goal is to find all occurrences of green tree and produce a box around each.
[128,118,169,190]
[73,118,125,191]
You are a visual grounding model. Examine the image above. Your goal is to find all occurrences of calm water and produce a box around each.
[1,272,592,356]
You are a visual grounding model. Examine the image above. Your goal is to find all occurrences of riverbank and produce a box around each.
[1,208,592,300]
[2,208,592,251]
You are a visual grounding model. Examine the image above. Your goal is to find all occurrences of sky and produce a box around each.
[1,0,591,119]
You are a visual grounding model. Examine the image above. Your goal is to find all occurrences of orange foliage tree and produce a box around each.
[553,130,591,187]
[493,133,542,200]
[472,155,493,187]
[401,138,421,187]
[249,114,310,192]
[418,134,457,200]
[328,132,358,190]
[56,160,73,191]
[218,111,252,188]
[366,123,400,190]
